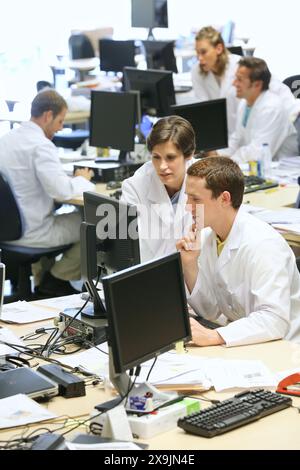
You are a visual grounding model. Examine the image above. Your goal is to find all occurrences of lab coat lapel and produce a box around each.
[147,173,173,227]
[217,211,243,271]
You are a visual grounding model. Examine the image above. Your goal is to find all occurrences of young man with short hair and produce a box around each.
[177,157,300,347]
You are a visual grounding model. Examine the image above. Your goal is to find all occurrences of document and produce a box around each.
[0,394,57,429]
[0,327,24,357]
[33,294,86,311]
[1,301,59,324]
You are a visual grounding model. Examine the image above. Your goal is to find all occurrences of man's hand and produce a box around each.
[176,224,201,294]
[189,318,225,347]
[74,168,94,181]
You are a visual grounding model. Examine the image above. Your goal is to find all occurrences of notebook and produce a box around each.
[0,368,58,400]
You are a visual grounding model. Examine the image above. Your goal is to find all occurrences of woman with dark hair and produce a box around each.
[121,116,196,262]
[191,26,241,135]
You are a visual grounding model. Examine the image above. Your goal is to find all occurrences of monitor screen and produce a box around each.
[99,39,136,73]
[103,252,191,374]
[131,0,168,29]
[227,46,244,57]
[171,99,228,153]
[123,67,175,117]
[90,90,137,158]
[83,192,140,276]
[142,40,177,73]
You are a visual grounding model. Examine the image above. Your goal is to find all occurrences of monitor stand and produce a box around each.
[95,150,129,164]
[108,349,178,413]
[147,28,155,40]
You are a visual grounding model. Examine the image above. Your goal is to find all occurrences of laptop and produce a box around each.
[0,367,59,400]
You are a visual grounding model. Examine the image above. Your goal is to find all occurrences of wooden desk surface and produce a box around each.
[0,316,299,450]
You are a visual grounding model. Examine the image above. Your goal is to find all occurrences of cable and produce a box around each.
[146,356,157,382]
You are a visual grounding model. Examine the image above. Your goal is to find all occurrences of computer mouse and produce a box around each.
[106,181,122,190]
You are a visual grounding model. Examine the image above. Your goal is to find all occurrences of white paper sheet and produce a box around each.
[0,327,24,357]
[0,394,57,429]
[33,294,86,311]
[1,301,59,324]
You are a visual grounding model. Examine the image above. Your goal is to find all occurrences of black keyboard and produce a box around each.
[244,175,279,194]
[178,389,292,438]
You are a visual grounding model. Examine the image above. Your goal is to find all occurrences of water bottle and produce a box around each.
[261,143,272,178]
[0,249,5,318]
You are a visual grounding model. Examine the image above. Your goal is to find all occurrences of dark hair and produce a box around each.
[195,26,229,77]
[187,157,245,209]
[147,116,196,158]
[31,89,67,118]
[238,57,271,91]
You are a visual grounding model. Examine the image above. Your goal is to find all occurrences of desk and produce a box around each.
[0,313,299,451]
[0,110,90,127]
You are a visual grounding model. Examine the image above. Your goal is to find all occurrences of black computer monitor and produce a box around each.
[89,90,137,162]
[123,67,175,117]
[227,46,244,57]
[102,252,191,397]
[131,0,168,39]
[171,99,228,153]
[99,39,136,73]
[142,40,178,73]
[81,192,140,319]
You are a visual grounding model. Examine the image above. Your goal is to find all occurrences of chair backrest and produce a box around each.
[69,34,95,60]
[227,46,244,57]
[283,75,300,99]
[0,172,23,241]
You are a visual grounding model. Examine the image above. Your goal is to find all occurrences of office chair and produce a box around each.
[283,75,300,99]
[0,172,72,303]
[69,33,95,60]
[227,46,244,56]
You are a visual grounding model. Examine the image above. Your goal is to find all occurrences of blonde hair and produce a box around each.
[195,26,229,77]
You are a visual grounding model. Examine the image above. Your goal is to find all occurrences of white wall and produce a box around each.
[0,0,299,87]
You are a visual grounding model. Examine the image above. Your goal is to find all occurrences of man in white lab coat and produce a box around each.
[177,157,300,347]
[224,57,299,162]
[122,116,195,262]
[0,90,95,296]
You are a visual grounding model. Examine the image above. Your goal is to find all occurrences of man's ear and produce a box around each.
[221,191,232,206]
[44,110,53,123]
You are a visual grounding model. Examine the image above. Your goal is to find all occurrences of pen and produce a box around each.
[156,396,185,410]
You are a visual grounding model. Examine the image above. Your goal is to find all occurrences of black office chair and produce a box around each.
[0,172,72,303]
[283,75,300,99]
[227,46,244,56]
[69,33,95,60]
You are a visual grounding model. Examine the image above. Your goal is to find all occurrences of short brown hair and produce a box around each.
[147,116,195,158]
[195,26,229,77]
[238,57,271,91]
[187,157,245,209]
[31,89,67,118]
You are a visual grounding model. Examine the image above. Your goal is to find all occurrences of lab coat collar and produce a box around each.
[214,208,244,270]
[22,120,47,138]
[147,159,193,224]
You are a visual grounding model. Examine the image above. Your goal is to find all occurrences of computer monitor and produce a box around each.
[142,40,178,73]
[81,192,140,319]
[90,90,137,162]
[131,0,168,39]
[227,46,244,57]
[123,67,175,117]
[102,252,191,397]
[171,99,228,153]
[99,39,136,73]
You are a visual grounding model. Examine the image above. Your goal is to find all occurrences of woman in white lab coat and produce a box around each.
[191,26,241,135]
[121,116,196,262]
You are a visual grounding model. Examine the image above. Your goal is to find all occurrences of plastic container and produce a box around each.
[261,143,272,178]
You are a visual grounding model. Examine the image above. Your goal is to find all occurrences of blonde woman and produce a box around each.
[191,26,240,135]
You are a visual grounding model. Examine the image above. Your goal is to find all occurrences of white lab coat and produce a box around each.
[0,121,95,247]
[191,54,241,135]
[121,160,193,262]
[188,209,300,347]
[226,90,298,162]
